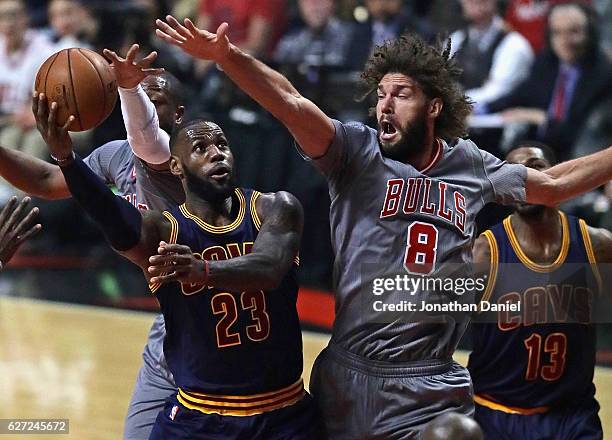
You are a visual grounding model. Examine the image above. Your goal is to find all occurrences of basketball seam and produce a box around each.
[66,49,84,131]
[77,49,107,127]
[41,52,60,96]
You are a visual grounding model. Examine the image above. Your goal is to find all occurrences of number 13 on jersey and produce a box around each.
[404,221,439,275]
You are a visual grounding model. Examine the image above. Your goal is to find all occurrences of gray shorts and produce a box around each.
[310,344,474,440]
[123,314,177,440]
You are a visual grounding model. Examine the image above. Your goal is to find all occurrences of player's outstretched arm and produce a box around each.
[148,191,303,291]
[32,93,169,271]
[0,196,41,269]
[104,44,170,166]
[0,144,70,199]
[155,16,335,158]
[525,146,612,206]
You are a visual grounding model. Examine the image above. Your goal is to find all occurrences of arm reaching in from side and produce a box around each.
[33,92,170,272]
[148,191,303,291]
[155,16,335,158]
[525,146,612,206]
[0,145,70,199]
[104,44,170,165]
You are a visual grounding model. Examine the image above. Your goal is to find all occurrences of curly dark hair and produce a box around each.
[361,34,473,140]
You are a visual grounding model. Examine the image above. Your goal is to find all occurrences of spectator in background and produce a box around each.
[44,0,98,157]
[122,0,194,86]
[0,0,54,159]
[487,2,612,160]
[47,0,96,49]
[594,0,612,56]
[451,0,533,112]
[347,0,435,69]
[274,0,353,69]
[275,0,364,122]
[198,0,286,59]
[505,0,570,53]
[194,0,288,107]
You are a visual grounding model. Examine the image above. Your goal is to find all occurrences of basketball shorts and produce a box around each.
[475,395,602,439]
[149,388,321,439]
[310,343,474,439]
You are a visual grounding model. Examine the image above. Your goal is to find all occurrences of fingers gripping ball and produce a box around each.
[35,48,118,132]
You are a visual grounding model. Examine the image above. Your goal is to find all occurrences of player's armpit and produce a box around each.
[472,234,492,266]
[584,225,612,303]
[587,225,612,264]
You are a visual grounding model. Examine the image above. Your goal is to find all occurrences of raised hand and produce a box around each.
[155,15,230,63]
[0,196,41,268]
[148,241,209,285]
[103,44,165,89]
[32,92,74,161]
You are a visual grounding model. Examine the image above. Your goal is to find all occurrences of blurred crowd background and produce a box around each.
[0,0,611,333]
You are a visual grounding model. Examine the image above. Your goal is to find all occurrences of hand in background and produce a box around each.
[156,15,230,63]
[103,44,165,89]
[0,196,41,268]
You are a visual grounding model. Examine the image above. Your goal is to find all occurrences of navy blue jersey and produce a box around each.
[468,212,600,410]
[150,188,303,399]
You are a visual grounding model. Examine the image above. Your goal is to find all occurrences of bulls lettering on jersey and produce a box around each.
[307,120,526,361]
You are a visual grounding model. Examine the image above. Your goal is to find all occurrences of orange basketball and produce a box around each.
[35,48,118,132]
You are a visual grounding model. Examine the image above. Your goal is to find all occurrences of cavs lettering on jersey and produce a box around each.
[149,188,304,415]
[468,212,599,412]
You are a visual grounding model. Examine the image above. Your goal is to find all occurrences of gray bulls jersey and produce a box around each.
[307,120,527,362]
[84,140,183,378]
[85,140,184,211]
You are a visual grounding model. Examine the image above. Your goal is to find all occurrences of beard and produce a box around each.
[183,166,236,203]
[515,203,546,218]
[379,113,427,162]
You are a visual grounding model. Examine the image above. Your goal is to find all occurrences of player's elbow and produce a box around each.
[41,168,72,200]
[280,92,305,124]
[252,254,290,290]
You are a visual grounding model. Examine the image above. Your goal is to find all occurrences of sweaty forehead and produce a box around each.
[142,76,170,93]
[379,73,418,87]
[183,122,224,142]
[507,147,546,164]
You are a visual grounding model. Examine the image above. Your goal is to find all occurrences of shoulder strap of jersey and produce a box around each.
[249,190,263,231]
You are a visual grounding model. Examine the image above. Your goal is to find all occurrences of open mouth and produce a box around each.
[209,166,230,181]
[380,121,398,141]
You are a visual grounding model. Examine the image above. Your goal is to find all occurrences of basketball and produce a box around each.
[35,48,118,132]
